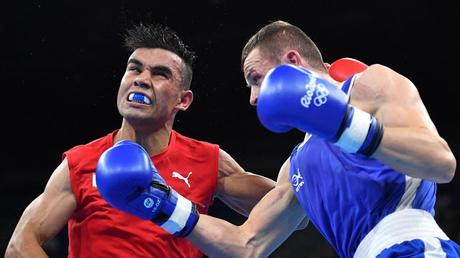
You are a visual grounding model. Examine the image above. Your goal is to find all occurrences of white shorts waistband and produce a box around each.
[354,209,449,258]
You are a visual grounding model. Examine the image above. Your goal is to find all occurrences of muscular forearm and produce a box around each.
[6,186,75,258]
[6,230,49,258]
[188,184,305,258]
[238,174,275,215]
[216,169,275,217]
[188,215,257,258]
[373,127,456,183]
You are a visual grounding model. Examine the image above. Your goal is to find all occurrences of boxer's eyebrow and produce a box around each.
[127,58,143,67]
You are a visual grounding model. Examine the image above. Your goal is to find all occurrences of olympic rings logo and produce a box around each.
[300,77,329,108]
[313,84,329,107]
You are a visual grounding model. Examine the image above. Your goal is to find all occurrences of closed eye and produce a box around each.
[246,72,262,88]
[151,66,172,79]
[127,65,141,73]
[127,58,143,73]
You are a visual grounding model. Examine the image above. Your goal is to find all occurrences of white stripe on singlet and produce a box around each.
[423,237,447,258]
[354,209,449,258]
[396,175,421,211]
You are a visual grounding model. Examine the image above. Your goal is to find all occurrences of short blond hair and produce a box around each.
[241,20,325,72]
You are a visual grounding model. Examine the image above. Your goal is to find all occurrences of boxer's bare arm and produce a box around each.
[215,149,275,216]
[188,158,307,258]
[352,64,456,183]
[5,159,77,258]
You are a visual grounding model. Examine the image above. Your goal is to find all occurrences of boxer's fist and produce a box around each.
[96,140,199,236]
[257,64,383,156]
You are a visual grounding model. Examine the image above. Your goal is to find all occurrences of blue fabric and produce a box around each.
[289,136,438,257]
[377,238,460,257]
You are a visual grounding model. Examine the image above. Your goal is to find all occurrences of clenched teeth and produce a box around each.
[128,92,152,105]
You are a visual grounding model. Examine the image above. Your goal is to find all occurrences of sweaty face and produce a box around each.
[243,48,278,106]
[117,48,185,128]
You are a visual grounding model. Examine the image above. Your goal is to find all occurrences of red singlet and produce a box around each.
[64,130,219,258]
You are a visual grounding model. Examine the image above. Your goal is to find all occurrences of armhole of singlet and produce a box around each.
[296,133,313,151]
[340,73,361,101]
[63,152,81,205]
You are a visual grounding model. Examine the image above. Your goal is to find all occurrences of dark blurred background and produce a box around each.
[1,0,459,257]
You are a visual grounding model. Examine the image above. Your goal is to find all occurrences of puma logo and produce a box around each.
[172,171,192,188]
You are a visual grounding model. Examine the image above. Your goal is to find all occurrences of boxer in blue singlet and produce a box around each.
[286,75,456,257]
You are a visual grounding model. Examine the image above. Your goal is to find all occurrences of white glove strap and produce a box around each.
[161,191,192,234]
[335,107,371,153]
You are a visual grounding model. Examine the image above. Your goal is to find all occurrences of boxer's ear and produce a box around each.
[282,50,302,66]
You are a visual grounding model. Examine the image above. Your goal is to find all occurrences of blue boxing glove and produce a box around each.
[96,140,199,237]
[257,64,383,156]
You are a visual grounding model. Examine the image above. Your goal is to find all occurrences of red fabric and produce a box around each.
[64,130,219,258]
[328,57,368,82]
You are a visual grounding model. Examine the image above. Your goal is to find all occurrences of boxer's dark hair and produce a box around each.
[124,23,196,90]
